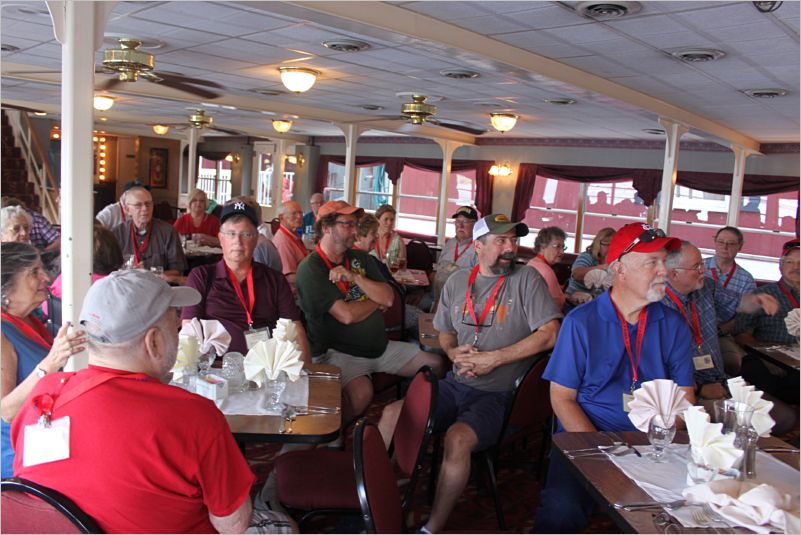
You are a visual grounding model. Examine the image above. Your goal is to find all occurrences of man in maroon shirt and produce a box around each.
[182,200,311,359]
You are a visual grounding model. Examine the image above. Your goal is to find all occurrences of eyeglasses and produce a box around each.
[549,243,567,251]
[674,263,704,273]
[715,240,740,248]
[126,202,153,210]
[621,227,666,257]
[220,231,256,240]
[600,241,611,247]
[10,224,30,233]
[334,220,357,229]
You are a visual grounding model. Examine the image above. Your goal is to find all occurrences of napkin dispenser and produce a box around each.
[195,374,228,401]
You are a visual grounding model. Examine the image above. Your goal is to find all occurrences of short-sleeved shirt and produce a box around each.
[434,264,562,392]
[12,366,255,534]
[703,257,756,296]
[173,213,221,237]
[273,226,309,277]
[527,257,566,310]
[433,237,477,300]
[95,201,126,229]
[27,209,59,249]
[112,219,188,272]
[734,278,799,345]
[302,211,315,236]
[254,235,284,273]
[544,291,695,432]
[566,251,599,296]
[296,249,389,358]
[661,279,739,385]
[182,260,300,354]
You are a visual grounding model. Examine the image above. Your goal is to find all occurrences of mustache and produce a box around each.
[498,252,516,261]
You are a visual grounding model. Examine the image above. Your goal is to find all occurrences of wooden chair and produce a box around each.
[1,477,102,533]
[354,420,404,534]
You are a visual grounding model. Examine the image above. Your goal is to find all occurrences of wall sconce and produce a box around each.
[285,154,305,167]
[489,113,518,133]
[225,153,241,163]
[49,125,61,140]
[278,67,320,93]
[152,124,170,135]
[93,95,115,111]
[272,119,293,133]
[489,163,512,177]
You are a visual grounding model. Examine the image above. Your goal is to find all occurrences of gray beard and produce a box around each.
[491,261,515,275]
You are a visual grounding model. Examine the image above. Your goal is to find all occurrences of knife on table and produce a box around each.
[605,431,642,457]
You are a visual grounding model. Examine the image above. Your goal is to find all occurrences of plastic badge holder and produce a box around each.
[195,374,229,401]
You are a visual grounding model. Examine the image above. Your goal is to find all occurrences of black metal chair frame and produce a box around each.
[1,477,102,533]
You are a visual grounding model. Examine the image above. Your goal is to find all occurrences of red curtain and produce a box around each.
[511,164,539,221]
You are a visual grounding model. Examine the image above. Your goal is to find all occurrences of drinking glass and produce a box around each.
[386,250,400,273]
[264,371,287,412]
[198,349,216,376]
[150,265,164,276]
[123,254,136,269]
[221,352,246,393]
[647,417,676,462]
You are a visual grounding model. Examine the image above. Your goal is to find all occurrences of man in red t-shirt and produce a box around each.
[12,270,295,534]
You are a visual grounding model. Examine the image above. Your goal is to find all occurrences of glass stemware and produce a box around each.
[264,371,288,412]
[647,417,676,462]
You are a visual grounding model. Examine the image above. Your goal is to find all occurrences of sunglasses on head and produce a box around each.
[621,227,666,257]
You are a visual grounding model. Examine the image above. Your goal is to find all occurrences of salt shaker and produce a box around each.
[742,427,759,479]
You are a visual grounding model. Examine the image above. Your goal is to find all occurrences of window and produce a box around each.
[324,163,392,207]
[523,177,581,249]
[581,180,648,250]
[197,156,232,204]
[324,162,346,202]
[255,153,296,206]
[395,166,476,237]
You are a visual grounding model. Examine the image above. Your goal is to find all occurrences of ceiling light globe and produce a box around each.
[93,95,115,111]
[272,119,293,133]
[278,67,320,93]
[152,124,170,135]
[489,113,518,133]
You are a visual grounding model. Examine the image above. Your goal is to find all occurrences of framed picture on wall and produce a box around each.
[149,148,168,188]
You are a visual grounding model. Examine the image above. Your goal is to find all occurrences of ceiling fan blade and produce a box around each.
[5,69,60,75]
[153,72,224,89]
[357,115,407,123]
[152,78,220,99]
[96,77,124,91]
[428,118,486,136]
[0,102,46,114]
[209,125,243,135]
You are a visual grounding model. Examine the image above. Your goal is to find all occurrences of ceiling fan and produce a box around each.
[154,109,243,136]
[366,95,486,135]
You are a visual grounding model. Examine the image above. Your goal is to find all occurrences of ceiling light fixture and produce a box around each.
[489,113,518,133]
[576,1,642,19]
[278,67,320,93]
[272,119,292,133]
[152,124,170,135]
[642,128,665,135]
[93,95,115,111]
[670,48,726,63]
[50,126,61,141]
[489,163,512,177]
[33,111,47,116]
[360,104,384,111]
[322,39,370,52]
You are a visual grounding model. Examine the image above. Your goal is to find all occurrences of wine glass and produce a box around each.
[647,417,676,462]
[264,371,287,412]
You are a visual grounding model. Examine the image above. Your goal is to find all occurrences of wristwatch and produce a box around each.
[36,366,48,378]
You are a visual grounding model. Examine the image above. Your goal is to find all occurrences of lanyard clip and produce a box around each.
[630,381,638,394]
[37,413,52,429]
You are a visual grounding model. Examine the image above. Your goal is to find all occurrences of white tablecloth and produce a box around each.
[215,374,308,415]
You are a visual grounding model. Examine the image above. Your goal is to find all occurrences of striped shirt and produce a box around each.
[703,256,756,296]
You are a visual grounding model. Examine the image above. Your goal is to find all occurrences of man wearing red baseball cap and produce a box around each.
[536,222,695,533]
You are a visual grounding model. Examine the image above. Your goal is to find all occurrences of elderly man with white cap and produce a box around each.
[10,270,295,534]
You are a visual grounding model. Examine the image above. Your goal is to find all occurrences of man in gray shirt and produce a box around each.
[431,206,479,304]
[379,214,561,534]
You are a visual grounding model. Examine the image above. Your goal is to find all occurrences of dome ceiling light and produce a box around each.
[93,95,115,111]
[272,119,293,133]
[278,67,320,93]
[489,113,518,133]
[152,124,170,135]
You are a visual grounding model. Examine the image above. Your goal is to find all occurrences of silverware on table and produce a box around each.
[614,500,686,511]
[760,447,800,454]
[567,445,636,459]
[604,431,642,457]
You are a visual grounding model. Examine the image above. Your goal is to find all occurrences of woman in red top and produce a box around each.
[173,189,220,246]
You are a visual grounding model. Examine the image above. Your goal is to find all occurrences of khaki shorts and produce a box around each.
[315,340,421,386]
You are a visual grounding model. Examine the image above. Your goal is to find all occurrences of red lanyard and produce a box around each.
[665,288,703,348]
[778,280,799,308]
[316,244,351,296]
[465,265,506,342]
[535,253,547,263]
[279,225,308,257]
[375,234,392,259]
[226,265,255,328]
[1,312,54,350]
[609,292,648,389]
[130,222,152,265]
[711,262,736,289]
[454,241,472,262]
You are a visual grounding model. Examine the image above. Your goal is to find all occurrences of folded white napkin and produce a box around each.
[628,379,692,431]
[244,338,304,385]
[172,334,199,381]
[685,406,742,471]
[273,318,298,343]
[683,479,801,534]
[180,318,231,356]
[785,308,800,338]
[727,376,775,437]
[584,268,612,290]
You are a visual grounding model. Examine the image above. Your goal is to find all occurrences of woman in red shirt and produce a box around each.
[174,189,220,246]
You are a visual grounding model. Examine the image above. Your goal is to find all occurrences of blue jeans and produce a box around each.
[533,447,596,533]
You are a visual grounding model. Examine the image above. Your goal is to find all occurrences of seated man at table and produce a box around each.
[230,196,283,273]
[95,180,146,230]
[182,200,311,359]
[11,270,295,534]
[378,213,561,534]
[296,200,443,424]
[534,222,696,534]
[431,206,479,306]
[273,200,308,293]
[111,185,187,276]
[301,192,324,240]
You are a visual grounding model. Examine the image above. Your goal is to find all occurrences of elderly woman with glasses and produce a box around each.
[173,189,221,247]
[565,227,616,303]
[1,242,86,477]
[0,206,32,244]
[526,226,568,310]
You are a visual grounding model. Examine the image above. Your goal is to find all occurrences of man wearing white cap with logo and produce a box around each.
[11,270,295,534]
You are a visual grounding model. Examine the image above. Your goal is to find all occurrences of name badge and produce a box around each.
[244,326,270,350]
[622,393,634,413]
[23,416,70,467]
[693,354,714,370]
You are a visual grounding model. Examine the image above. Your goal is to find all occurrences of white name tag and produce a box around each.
[622,393,634,413]
[23,416,70,467]
[244,327,270,350]
[693,354,714,370]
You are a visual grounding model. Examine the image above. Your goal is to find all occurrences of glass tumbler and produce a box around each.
[221,352,246,393]
[647,417,676,462]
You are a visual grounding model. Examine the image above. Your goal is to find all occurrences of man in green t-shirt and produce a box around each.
[296,201,443,423]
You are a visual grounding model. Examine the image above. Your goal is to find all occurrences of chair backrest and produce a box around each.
[381,283,405,341]
[499,352,552,443]
[152,200,175,223]
[353,420,403,534]
[269,217,281,236]
[405,239,434,272]
[1,478,102,534]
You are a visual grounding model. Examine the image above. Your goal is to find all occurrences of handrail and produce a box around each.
[22,112,59,192]
[20,111,59,223]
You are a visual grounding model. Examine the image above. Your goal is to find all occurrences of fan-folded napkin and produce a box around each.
[172,334,199,381]
[685,406,741,470]
[584,268,612,290]
[727,376,775,437]
[682,479,800,534]
[180,318,231,356]
[245,338,303,385]
[273,318,298,343]
[628,379,692,431]
[785,308,800,338]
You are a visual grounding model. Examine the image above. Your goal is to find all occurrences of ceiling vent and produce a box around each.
[360,104,384,111]
[322,39,370,52]
[670,48,726,63]
[475,101,506,109]
[1,44,20,52]
[545,97,577,105]
[575,1,642,19]
[7,5,50,17]
[252,88,286,96]
[643,128,665,135]
[742,88,788,98]
[439,68,480,80]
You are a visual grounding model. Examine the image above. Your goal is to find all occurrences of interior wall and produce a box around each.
[137,136,181,206]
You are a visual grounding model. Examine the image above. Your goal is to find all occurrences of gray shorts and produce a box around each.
[315,340,421,386]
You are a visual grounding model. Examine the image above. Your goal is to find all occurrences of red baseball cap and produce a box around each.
[782,239,799,257]
[317,200,364,219]
[607,222,681,263]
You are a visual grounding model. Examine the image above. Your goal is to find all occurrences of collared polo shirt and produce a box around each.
[703,256,756,296]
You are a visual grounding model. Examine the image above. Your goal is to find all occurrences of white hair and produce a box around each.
[1,206,31,232]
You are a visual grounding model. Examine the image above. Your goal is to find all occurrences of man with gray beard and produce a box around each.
[535,223,696,533]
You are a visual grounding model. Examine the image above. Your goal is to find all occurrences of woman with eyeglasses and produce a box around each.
[527,226,568,310]
[373,204,407,272]
[0,206,32,244]
[173,189,221,247]
[565,227,616,303]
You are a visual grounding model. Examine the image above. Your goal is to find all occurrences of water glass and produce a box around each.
[221,352,246,393]
[647,417,676,462]
[123,254,136,269]
[150,265,164,276]
[264,371,287,412]
[198,349,216,376]
[713,399,754,434]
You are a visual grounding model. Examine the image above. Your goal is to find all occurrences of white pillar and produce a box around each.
[267,139,289,220]
[187,127,199,190]
[655,118,688,234]
[336,123,364,205]
[433,139,463,246]
[178,139,188,197]
[727,145,756,227]
[48,0,114,371]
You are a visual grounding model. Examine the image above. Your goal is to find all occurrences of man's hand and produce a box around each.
[329,265,355,285]
[739,293,780,315]
[453,348,501,378]
[698,382,726,400]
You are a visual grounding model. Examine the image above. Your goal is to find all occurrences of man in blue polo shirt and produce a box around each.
[534,222,696,533]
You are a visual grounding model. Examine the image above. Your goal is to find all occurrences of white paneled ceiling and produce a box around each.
[1,0,798,145]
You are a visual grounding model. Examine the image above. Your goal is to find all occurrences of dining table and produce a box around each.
[393,268,430,288]
[184,244,223,272]
[743,342,800,372]
[552,431,799,534]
